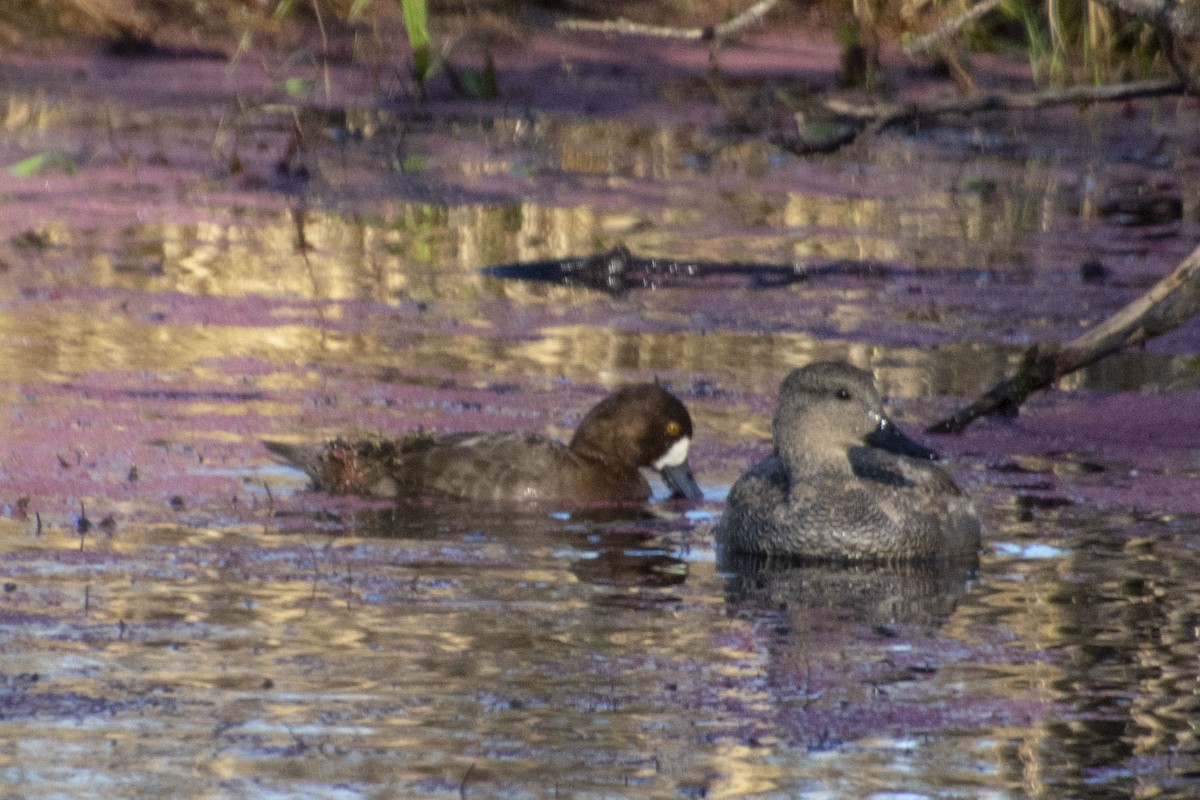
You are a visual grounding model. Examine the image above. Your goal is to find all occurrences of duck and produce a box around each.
[714,362,979,563]
[264,383,702,506]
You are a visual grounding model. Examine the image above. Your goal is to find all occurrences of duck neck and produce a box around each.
[776,440,855,480]
[570,428,637,474]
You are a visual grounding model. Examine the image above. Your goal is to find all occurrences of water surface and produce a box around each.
[1,40,1200,799]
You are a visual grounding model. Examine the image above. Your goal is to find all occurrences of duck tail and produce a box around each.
[263,440,327,484]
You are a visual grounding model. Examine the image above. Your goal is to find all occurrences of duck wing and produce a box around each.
[849,446,963,494]
[386,431,580,502]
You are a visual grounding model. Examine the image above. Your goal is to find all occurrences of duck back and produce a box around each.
[266,431,651,504]
[388,431,651,504]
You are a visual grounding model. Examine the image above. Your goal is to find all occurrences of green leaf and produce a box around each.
[279,77,315,97]
[801,121,841,141]
[401,0,434,89]
[835,21,858,49]
[392,154,428,172]
[7,152,76,177]
[456,69,483,98]
[412,44,432,86]
[8,153,47,177]
[457,53,499,99]
[401,0,430,51]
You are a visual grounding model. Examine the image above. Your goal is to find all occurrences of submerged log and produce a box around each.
[481,244,902,293]
[482,244,1034,293]
[929,243,1200,434]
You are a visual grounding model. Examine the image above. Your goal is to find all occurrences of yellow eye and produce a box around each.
[665,420,682,438]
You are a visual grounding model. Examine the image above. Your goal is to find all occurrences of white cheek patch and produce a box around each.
[653,436,690,470]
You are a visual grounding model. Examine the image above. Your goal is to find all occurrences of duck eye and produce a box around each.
[835,388,852,401]
[665,420,682,438]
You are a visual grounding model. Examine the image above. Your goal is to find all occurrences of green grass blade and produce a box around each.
[8,152,76,177]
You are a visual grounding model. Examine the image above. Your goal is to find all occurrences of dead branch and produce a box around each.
[556,0,780,41]
[929,243,1200,435]
[825,77,1185,127]
[796,78,1185,152]
[903,0,1005,56]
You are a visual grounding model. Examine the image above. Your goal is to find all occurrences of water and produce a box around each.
[1,51,1200,798]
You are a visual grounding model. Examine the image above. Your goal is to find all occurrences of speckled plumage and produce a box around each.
[265,384,702,506]
[715,362,979,563]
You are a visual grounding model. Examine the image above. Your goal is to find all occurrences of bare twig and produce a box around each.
[929,243,1200,434]
[556,0,780,41]
[825,77,1185,127]
[798,78,1185,153]
[903,0,1005,56]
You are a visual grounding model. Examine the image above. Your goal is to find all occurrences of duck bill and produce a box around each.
[866,417,940,461]
[661,460,703,500]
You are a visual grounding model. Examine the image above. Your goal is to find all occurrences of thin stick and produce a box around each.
[557,0,780,41]
[903,0,1005,56]
[825,77,1185,126]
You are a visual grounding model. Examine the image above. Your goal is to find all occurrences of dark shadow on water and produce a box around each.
[336,503,694,590]
[719,550,977,628]
[481,243,1025,295]
[348,498,687,533]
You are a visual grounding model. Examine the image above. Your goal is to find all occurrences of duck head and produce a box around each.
[773,362,938,474]
[569,383,703,500]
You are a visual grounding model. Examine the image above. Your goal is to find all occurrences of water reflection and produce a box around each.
[721,553,976,628]
[5,476,1200,797]
[348,504,692,592]
[1037,532,1200,795]
[7,201,1196,400]
[3,68,1200,800]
